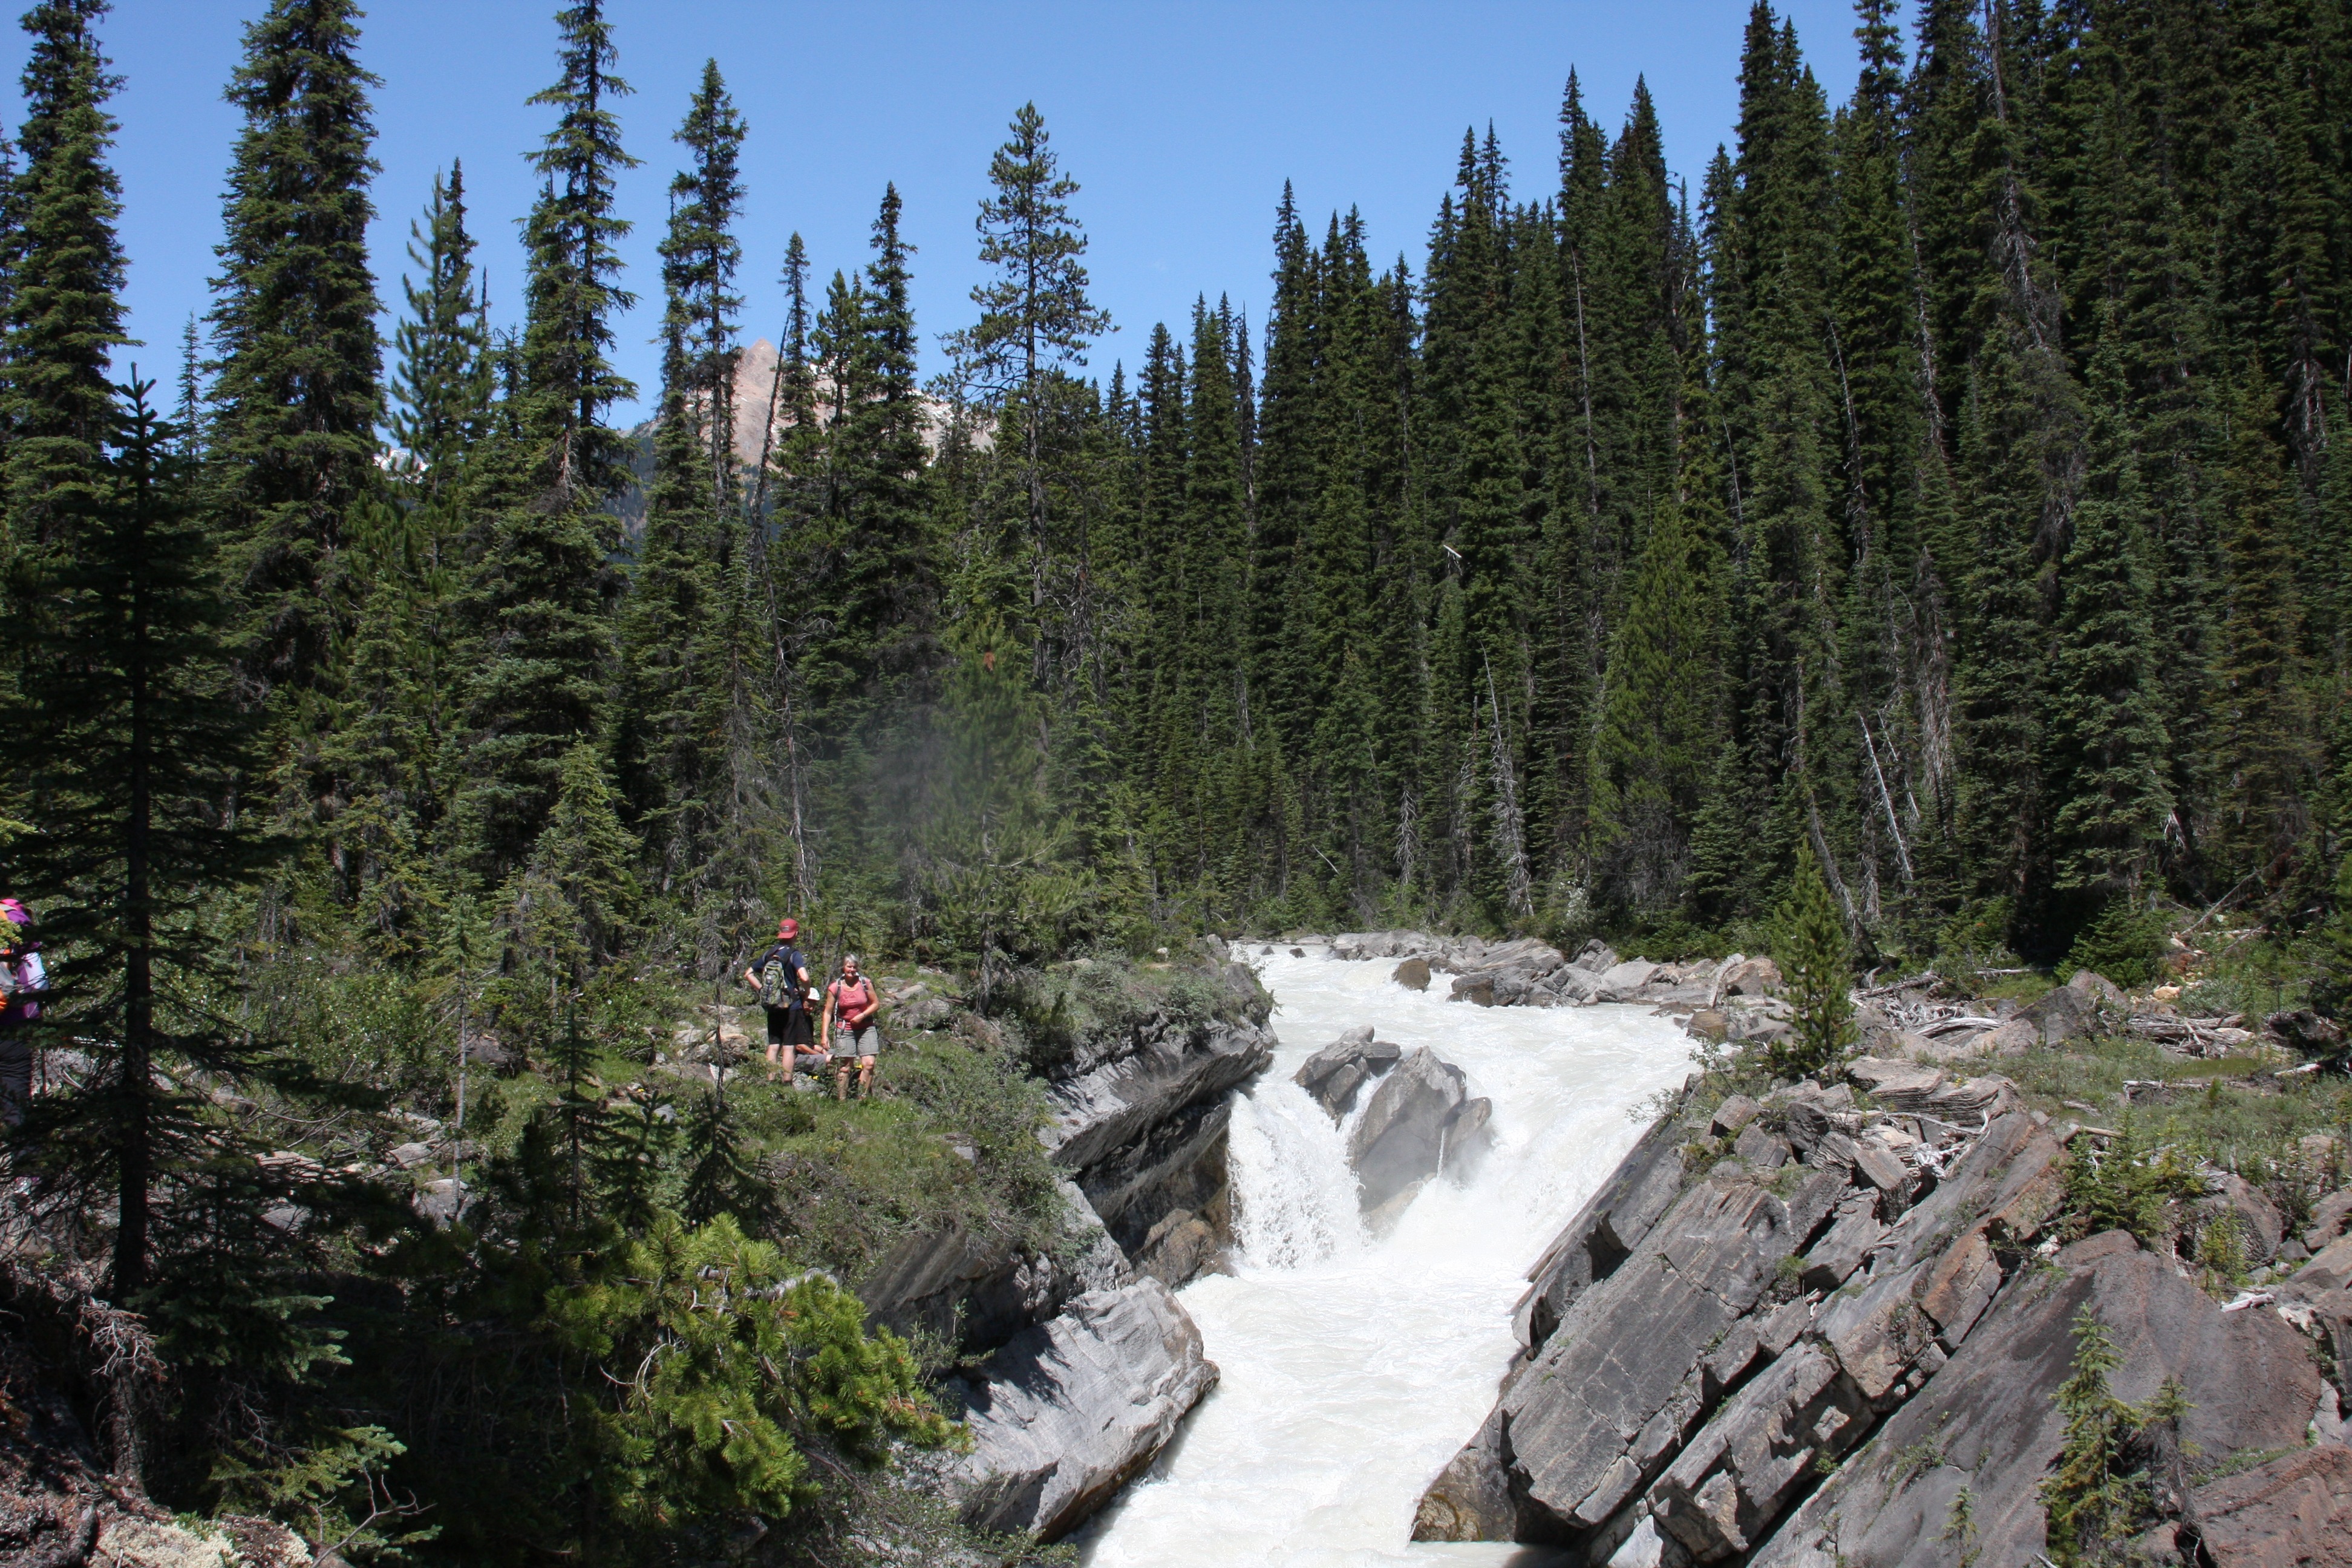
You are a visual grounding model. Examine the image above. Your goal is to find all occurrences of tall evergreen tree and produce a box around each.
[4,382,269,1295]
[207,0,384,702]
[2,0,126,556]
[387,160,490,498]
[456,0,637,879]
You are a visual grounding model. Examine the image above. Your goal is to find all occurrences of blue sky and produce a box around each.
[9,0,1883,423]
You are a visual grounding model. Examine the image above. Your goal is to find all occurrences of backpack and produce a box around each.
[757,946,800,1009]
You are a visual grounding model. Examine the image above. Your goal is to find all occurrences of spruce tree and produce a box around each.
[2044,328,2171,927]
[1769,842,1857,1079]
[387,160,490,498]
[3,382,270,1295]
[2,0,126,556]
[619,60,746,892]
[207,0,384,701]
[457,0,637,878]
[946,101,1109,595]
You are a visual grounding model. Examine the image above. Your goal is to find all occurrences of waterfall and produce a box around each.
[1076,950,1695,1567]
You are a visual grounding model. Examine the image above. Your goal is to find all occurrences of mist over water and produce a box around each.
[1076,949,1696,1567]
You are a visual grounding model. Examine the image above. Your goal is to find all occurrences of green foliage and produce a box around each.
[2062,901,2167,990]
[2061,1119,2204,1249]
[1769,844,1856,1080]
[2040,1308,2194,1566]
[544,1214,956,1544]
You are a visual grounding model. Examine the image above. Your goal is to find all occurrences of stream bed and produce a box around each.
[1075,947,1696,1567]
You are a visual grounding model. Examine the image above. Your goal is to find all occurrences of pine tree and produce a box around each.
[207,0,384,701]
[2,0,126,556]
[2,382,270,1295]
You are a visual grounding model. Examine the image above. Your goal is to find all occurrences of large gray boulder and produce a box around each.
[1348,1047,1495,1210]
[1293,1025,1402,1118]
[1041,979,1274,1285]
[1748,1235,2320,1568]
[943,1278,1219,1543]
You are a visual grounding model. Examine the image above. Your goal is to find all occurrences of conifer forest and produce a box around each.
[0,0,2350,1562]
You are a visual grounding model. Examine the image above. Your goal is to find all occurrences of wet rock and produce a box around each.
[1293,1026,1402,1119]
[943,1278,1218,1543]
[1412,1406,1522,1543]
[2191,1445,2352,1568]
[1348,1047,1495,1210]
[1751,1243,2320,1568]
[1514,1111,1693,1353]
[1393,957,1431,991]
[1451,972,1497,1007]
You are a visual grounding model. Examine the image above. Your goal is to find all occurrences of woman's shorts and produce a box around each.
[834,1024,881,1060]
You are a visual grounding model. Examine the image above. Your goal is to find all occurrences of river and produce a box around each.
[1075,946,1697,1567]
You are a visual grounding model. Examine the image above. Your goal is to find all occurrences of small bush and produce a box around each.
[2063,902,2168,989]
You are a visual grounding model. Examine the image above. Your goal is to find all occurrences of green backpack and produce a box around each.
[758,958,792,1009]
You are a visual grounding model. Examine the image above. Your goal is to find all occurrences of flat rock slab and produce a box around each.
[945,1278,1219,1542]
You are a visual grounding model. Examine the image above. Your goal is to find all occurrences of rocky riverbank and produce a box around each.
[876,949,1276,1544]
[1411,1059,2352,1564]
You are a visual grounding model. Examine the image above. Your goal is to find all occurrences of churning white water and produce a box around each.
[1075,949,1697,1567]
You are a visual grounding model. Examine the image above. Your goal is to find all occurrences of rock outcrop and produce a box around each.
[1418,1058,2349,1566]
[941,1278,1219,1543]
[1039,959,1275,1285]
[1349,1047,1495,1211]
[1749,1234,2318,1567]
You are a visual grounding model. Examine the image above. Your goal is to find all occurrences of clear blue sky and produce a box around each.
[8,0,1887,423]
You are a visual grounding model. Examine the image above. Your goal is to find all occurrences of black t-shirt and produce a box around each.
[756,942,809,1010]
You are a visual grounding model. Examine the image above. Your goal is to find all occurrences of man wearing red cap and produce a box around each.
[740,918,816,1082]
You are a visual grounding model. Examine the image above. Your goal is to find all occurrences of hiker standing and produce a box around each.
[740,918,817,1082]
[822,954,882,1102]
[0,900,47,1129]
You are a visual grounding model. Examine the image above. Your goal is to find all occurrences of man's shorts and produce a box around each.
[834,1024,881,1060]
[765,1005,812,1051]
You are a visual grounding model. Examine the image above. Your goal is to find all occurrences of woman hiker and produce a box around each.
[740,917,821,1083]
[822,954,882,1101]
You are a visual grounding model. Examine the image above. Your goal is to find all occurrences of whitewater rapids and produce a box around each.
[1075,947,1696,1567]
